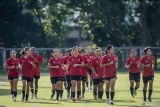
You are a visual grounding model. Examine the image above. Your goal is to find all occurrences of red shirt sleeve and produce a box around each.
[101,55,107,64]
[37,55,43,63]
[125,58,130,65]
[140,57,145,64]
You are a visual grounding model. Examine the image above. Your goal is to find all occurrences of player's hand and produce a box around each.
[73,64,78,67]
[94,73,99,78]
[126,65,130,68]
[146,64,150,67]
[54,65,59,68]
[109,61,114,65]
[30,61,33,65]
[9,66,15,69]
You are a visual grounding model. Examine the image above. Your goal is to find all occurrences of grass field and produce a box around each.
[0,72,160,107]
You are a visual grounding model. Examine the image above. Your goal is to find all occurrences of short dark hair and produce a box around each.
[20,50,25,55]
[107,45,113,51]
[24,47,30,52]
[144,47,151,54]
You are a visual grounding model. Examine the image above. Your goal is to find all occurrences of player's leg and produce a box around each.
[55,80,61,101]
[143,77,148,102]
[50,77,56,99]
[77,76,82,100]
[148,76,154,102]
[93,79,98,100]
[129,73,135,97]
[98,79,104,100]
[105,80,110,104]
[35,77,39,99]
[110,77,116,105]
[26,78,31,102]
[9,78,14,100]
[30,77,34,99]
[130,80,134,97]
[12,78,18,101]
[66,76,71,99]
[134,73,140,96]
[71,76,76,101]
[59,79,64,99]
[82,77,86,98]
[22,77,27,102]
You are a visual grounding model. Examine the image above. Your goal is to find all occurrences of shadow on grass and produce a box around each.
[16,100,61,105]
[27,101,61,105]
[67,99,103,103]
[37,98,51,101]
[115,99,136,103]
[114,104,142,107]
[0,89,21,96]
[0,106,6,107]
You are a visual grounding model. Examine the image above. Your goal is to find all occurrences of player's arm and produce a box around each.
[152,57,155,70]
[35,55,43,63]
[73,57,85,67]
[139,58,150,68]
[3,62,14,69]
[90,66,98,77]
[100,61,113,67]
[73,61,85,67]
[48,62,59,69]
[115,61,118,69]
[125,59,130,68]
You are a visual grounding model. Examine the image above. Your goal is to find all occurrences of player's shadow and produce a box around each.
[27,101,61,105]
[0,106,6,107]
[36,98,51,101]
[114,105,141,107]
[115,99,136,103]
[68,99,106,103]
[15,101,61,105]
[152,98,160,100]
[0,89,21,96]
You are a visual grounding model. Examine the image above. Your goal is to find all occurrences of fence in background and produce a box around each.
[0,47,160,73]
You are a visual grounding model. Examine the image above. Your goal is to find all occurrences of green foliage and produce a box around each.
[0,0,160,47]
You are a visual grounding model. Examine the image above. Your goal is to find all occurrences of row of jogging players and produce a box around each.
[3,46,154,106]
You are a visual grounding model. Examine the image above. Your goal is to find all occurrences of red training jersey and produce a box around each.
[48,57,62,77]
[101,54,118,78]
[68,55,83,76]
[81,55,88,77]
[90,56,104,79]
[20,56,34,78]
[125,57,140,73]
[5,58,20,77]
[140,55,154,77]
[31,53,43,76]
[63,55,70,76]
[58,57,65,78]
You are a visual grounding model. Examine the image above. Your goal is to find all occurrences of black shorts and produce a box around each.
[66,76,71,84]
[22,76,33,82]
[66,75,71,81]
[143,76,154,84]
[61,77,66,81]
[93,79,104,85]
[105,76,117,81]
[87,68,92,75]
[70,75,81,81]
[50,77,62,84]
[33,75,40,79]
[8,76,18,80]
[81,76,87,81]
[129,72,140,82]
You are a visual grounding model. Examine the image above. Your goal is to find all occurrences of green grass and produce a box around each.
[0,72,160,107]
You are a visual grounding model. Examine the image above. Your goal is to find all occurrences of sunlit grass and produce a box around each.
[0,72,160,107]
